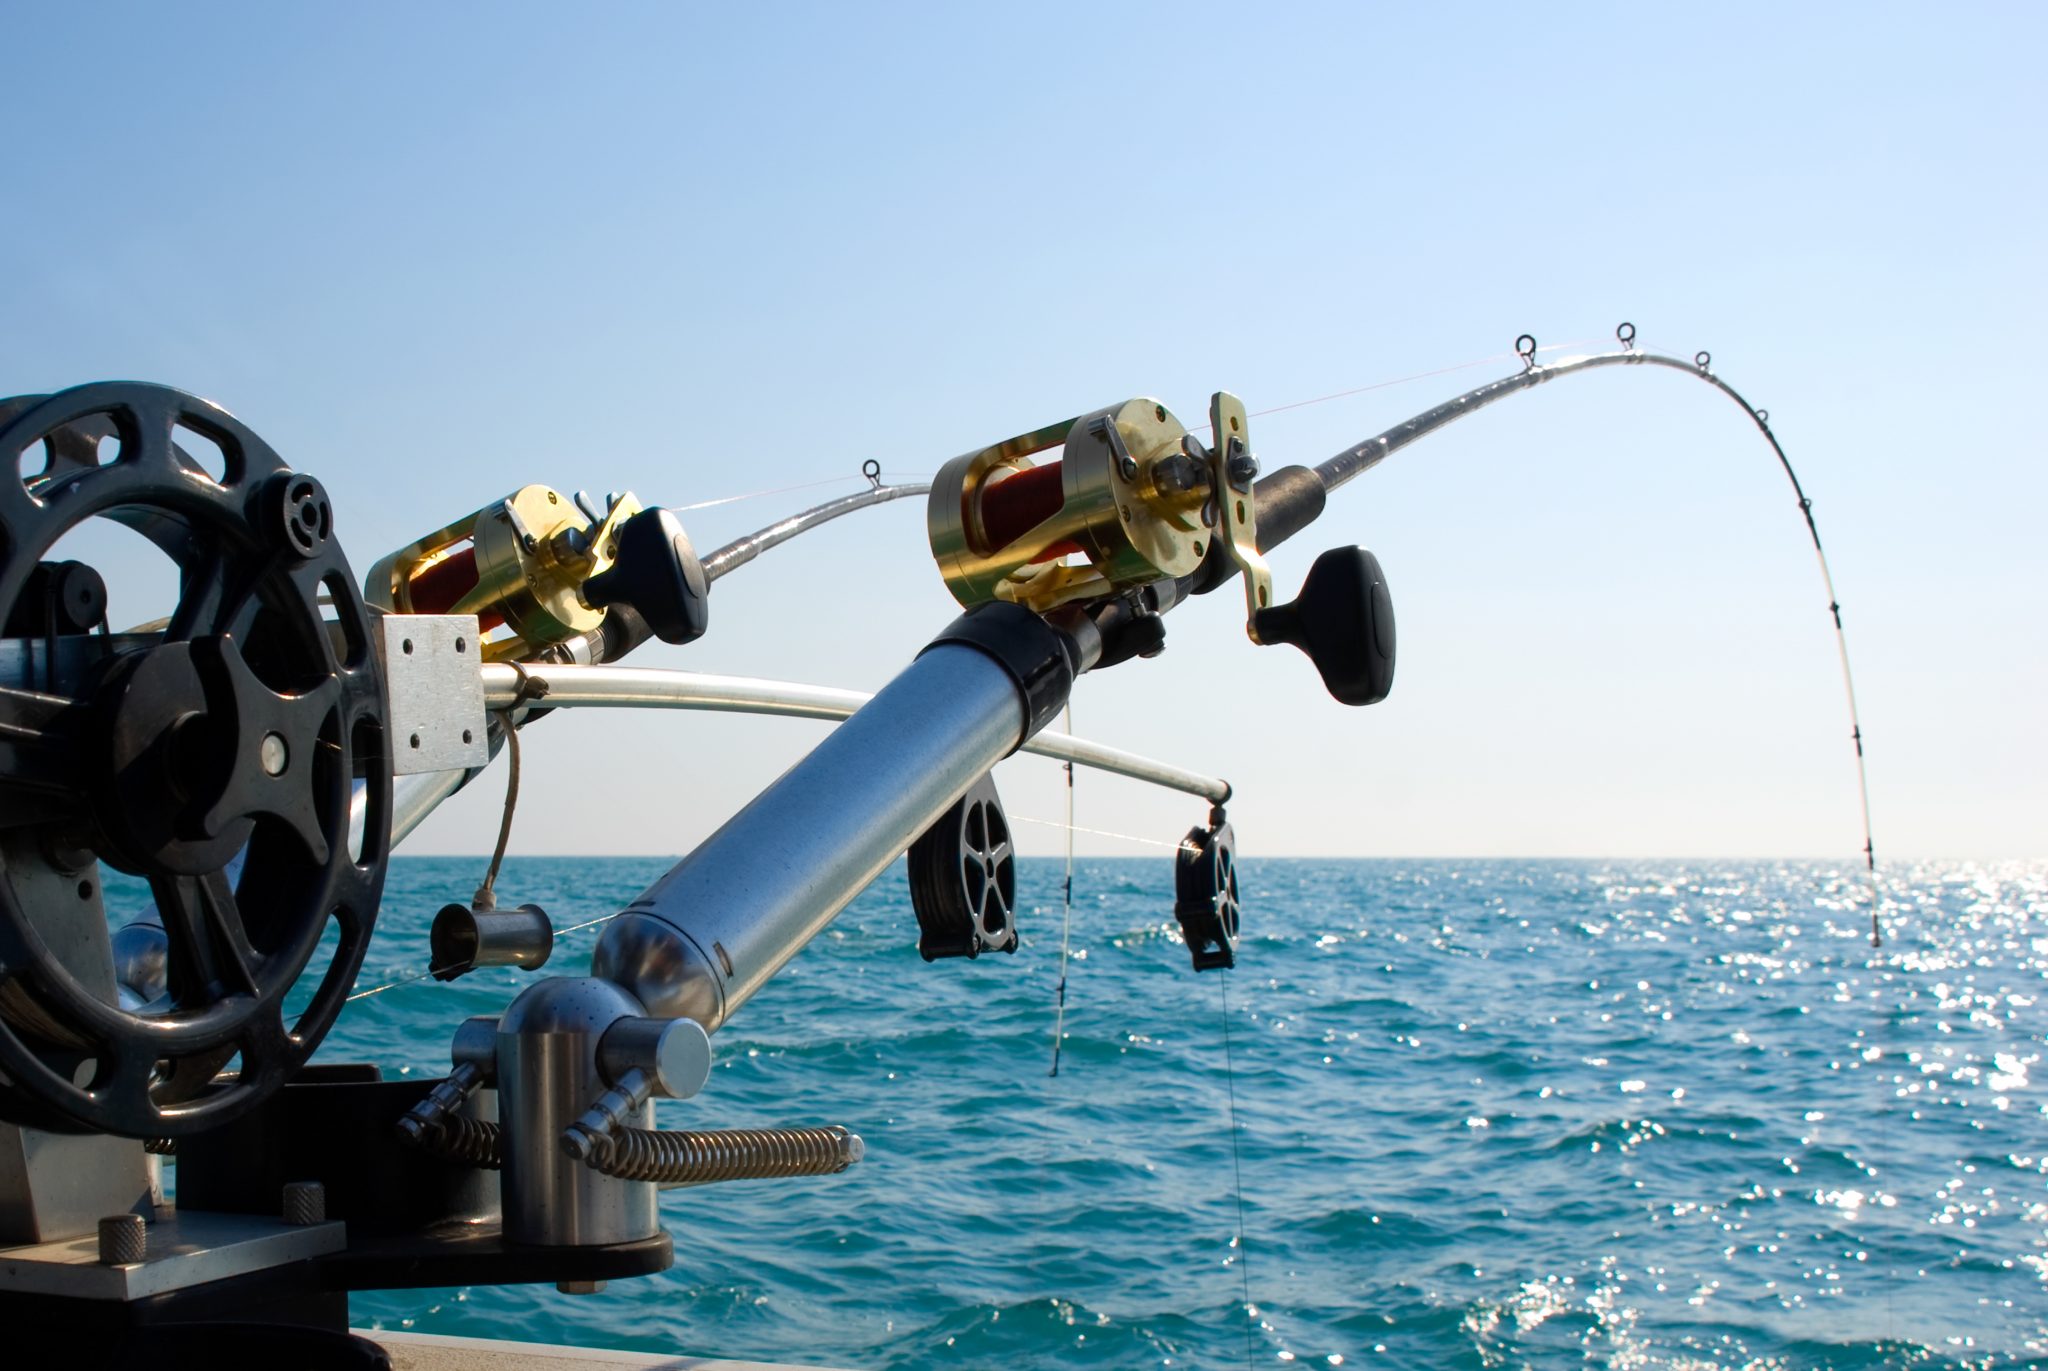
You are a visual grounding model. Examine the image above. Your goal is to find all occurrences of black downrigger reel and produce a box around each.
[0,383,391,1139]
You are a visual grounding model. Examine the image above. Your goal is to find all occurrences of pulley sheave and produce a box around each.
[908,773,1017,960]
[0,383,392,1137]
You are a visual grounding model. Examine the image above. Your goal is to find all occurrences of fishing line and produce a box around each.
[1048,703,1076,1077]
[344,907,629,1004]
[672,472,866,513]
[1181,339,1604,437]
[1012,814,1197,852]
[1315,324,1884,945]
[1220,970,1255,1370]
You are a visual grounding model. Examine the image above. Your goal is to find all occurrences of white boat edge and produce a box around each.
[368,1329,852,1371]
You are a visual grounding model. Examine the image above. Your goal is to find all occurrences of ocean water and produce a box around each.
[315,857,2045,1369]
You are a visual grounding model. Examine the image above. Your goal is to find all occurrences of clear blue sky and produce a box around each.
[4,4,2041,859]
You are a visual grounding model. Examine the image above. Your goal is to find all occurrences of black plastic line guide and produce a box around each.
[909,773,1018,960]
[1173,818,1240,971]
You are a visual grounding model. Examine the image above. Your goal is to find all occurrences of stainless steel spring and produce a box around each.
[434,1113,503,1169]
[144,1137,176,1156]
[402,1113,503,1170]
[589,1124,862,1186]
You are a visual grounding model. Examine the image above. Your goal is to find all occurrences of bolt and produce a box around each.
[1226,448,1260,489]
[98,1213,147,1265]
[260,732,289,776]
[282,1179,326,1226]
[1117,455,1138,482]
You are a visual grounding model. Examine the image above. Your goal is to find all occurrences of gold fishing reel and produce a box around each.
[927,393,1273,637]
[366,485,644,659]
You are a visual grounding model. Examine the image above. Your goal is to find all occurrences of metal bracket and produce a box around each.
[376,615,490,775]
[0,1209,345,1300]
[1206,392,1273,643]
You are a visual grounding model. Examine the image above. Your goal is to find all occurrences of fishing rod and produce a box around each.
[0,330,1876,1364]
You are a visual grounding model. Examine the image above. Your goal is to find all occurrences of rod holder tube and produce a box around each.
[593,633,1050,1030]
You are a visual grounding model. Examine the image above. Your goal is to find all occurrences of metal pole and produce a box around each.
[477,663,1230,804]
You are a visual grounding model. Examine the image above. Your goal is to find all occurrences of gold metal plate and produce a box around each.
[1207,391,1272,643]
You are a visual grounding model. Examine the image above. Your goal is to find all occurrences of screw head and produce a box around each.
[259,732,289,776]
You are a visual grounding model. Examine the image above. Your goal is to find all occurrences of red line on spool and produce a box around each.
[980,462,1068,555]
[407,545,506,631]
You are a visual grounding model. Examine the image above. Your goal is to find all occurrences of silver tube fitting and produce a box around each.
[598,1016,712,1101]
[395,1061,486,1146]
[430,902,554,981]
[496,978,656,1247]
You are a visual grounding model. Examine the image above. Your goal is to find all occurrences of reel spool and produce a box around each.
[907,774,1017,960]
[1172,816,1239,971]
[0,383,391,1137]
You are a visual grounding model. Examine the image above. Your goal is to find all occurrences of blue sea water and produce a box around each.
[316,856,2045,1370]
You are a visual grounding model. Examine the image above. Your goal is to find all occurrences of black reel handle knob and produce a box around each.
[582,507,710,646]
[1252,545,1395,707]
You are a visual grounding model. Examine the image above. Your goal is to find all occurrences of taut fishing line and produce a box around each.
[1220,970,1255,1370]
[1048,703,1076,1076]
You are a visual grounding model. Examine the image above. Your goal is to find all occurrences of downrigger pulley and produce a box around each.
[0,383,391,1137]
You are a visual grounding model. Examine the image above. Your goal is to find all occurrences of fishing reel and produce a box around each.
[927,393,1397,707]
[368,485,711,659]
[928,394,1264,617]
[0,383,391,1137]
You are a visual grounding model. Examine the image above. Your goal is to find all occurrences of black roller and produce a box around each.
[1173,819,1240,971]
[907,773,1017,960]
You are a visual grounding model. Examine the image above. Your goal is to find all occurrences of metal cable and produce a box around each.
[1314,329,1883,944]
[472,710,521,910]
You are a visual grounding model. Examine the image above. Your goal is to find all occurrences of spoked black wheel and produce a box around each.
[908,773,1017,960]
[1173,818,1239,971]
[0,382,391,1137]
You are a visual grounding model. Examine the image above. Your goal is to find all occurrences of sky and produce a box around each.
[2,3,2042,861]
